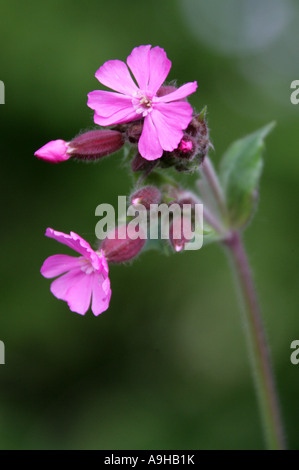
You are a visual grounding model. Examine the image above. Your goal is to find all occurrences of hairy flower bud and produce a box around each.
[131,153,156,172]
[101,225,146,263]
[169,216,194,252]
[35,130,124,164]
[164,108,211,172]
[131,186,162,210]
[69,130,124,161]
[174,135,197,160]
[169,189,199,209]
[186,113,208,138]
[126,121,143,143]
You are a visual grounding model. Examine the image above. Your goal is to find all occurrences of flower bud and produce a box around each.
[169,216,194,252]
[35,130,125,164]
[131,153,156,172]
[186,113,208,138]
[34,139,71,163]
[131,186,161,210]
[175,197,196,209]
[171,189,199,213]
[174,135,197,160]
[126,121,143,143]
[101,225,146,263]
[69,130,124,161]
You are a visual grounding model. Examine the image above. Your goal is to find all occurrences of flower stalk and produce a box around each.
[224,232,285,450]
[201,157,228,218]
[200,157,285,450]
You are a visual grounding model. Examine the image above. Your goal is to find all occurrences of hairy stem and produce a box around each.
[225,231,286,450]
[201,157,227,217]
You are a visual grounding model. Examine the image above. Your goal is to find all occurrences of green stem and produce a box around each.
[201,157,227,217]
[225,231,286,450]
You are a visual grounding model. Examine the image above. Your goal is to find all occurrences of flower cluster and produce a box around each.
[37,45,208,316]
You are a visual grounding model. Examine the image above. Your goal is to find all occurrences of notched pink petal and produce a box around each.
[95,59,138,95]
[45,228,95,261]
[127,45,151,90]
[65,273,93,315]
[156,81,197,103]
[91,274,111,316]
[93,107,140,127]
[154,101,193,130]
[87,90,132,117]
[151,109,184,152]
[50,269,84,301]
[148,46,171,95]
[138,115,163,161]
[41,254,81,279]
[99,249,109,275]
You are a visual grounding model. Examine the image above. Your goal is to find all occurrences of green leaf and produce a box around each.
[219,122,275,228]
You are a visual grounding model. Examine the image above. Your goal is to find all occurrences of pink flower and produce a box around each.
[35,140,71,163]
[41,228,111,316]
[87,45,197,161]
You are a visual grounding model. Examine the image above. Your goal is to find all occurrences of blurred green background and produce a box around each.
[0,0,298,450]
